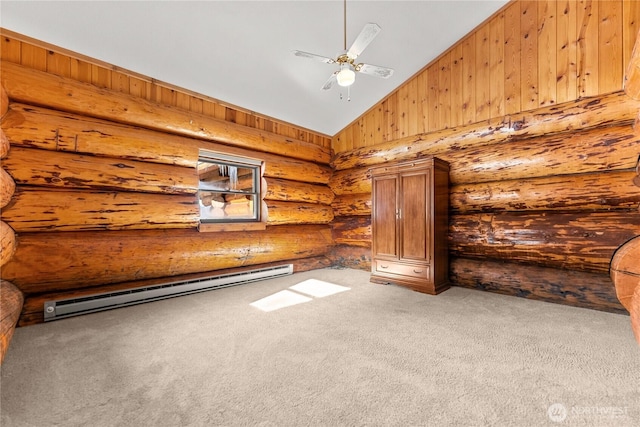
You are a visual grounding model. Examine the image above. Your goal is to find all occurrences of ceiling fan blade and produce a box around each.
[346,23,382,60]
[356,63,394,79]
[322,72,338,90]
[293,50,336,64]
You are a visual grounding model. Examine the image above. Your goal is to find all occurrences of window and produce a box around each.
[197,150,264,229]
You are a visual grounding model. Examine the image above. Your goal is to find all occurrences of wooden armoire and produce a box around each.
[370,157,450,295]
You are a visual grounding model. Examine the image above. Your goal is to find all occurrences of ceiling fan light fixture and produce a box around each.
[336,65,356,87]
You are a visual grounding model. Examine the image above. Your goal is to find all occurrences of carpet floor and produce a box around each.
[1,267,639,426]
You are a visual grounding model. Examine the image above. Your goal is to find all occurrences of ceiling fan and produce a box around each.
[293,0,394,93]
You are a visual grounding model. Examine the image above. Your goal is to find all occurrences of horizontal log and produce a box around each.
[327,244,371,271]
[610,236,640,311]
[331,170,640,216]
[266,201,334,225]
[450,211,640,273]
[450,170,640,213]
[446,125,640,184]
[329,168,371,196]
[264,178,334,205]
[0,168,15,208]
[0,61,330,165]
[2,225,333,293]
[0,280,23,363]
[331,125,640,195]
[18,256,332,326]
[2,103,197,167]
[0,128,8,158]
[3,147,197,194]
[450,257,626,314]
[332,216,371,247]
[332,91,640,171]
[332,193,372,217]
[0,221,16,268]
[2,188,199,232]
[2,104,332,184]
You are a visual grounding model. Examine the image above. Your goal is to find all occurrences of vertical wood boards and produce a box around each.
[332,0,640,153]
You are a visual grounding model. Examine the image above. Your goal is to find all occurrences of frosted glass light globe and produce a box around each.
[336,67,356,87]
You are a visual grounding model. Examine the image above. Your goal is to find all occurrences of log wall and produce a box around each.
[328,0,640,313]
[0,30,334,326]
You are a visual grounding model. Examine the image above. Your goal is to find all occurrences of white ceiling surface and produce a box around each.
[1,1,509,136]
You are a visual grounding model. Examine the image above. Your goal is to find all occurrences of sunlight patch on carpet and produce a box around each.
[289,279,350,298]
[250,290,312,312]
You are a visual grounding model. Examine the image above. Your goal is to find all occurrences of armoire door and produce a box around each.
[399,168,430,263]
[371,174,398,260]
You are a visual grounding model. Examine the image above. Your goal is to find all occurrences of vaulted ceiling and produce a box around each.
[1,1,509,136]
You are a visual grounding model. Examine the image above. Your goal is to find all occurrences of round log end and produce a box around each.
[0,279,24,364]
[631,285,640,345]
[0,221,17,268]
[0,169,16,209]
[610,236,640,311]
[0,129,9,159]
[0,86,8,118]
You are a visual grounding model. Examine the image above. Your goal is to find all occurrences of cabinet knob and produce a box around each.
[413,269,423,274]
[380,264,389,269]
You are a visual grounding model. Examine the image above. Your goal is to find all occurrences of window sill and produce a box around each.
[198,222,267,232]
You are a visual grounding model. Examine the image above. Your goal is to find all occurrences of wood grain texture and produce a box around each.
[0,280,23,364]
[450,257,625,314]
[1,104,332,185]
[0,85,8,118]
[332,91,640,171]
[1,225,333,294]
[0,221,16,268]
[330,124,639,194]
[0,29,331,151]
[264,178,334,205]
[327,244,371,271]
[0,168,15,208]
[265,201,334,225]
[3,147,198,194]
[625,26,640,99]
[329,167,372,196]
[1,188,199,232]
[450,211,640,273]
[0,61,330,165]
[331,193,372,217]
[0,128,9,159]
[444,125,640,184]
[632,285,640,344]
[610,235,640,310]
[332,216,371,247]
[333,0,640,153]
[450,170,640,213]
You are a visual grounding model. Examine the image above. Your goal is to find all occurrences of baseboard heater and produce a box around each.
[44,264,293,321]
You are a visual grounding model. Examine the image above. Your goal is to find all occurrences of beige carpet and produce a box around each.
[1,267,638,426]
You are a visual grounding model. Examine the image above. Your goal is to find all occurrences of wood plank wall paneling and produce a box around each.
[333,0,640,151]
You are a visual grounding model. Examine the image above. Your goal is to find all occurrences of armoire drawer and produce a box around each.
[373,260,430,279]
